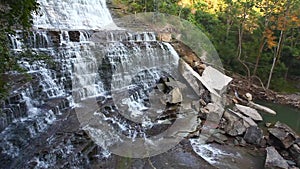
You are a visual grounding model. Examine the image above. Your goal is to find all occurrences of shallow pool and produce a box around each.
[257,101,300,134]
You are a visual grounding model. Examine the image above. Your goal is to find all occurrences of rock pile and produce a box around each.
[171,40,300,168]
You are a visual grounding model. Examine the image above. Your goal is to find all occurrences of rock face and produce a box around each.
[265,146,289,169]
[243,126,263,145]
[235,104,263,121]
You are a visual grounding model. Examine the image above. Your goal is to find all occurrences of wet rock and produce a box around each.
[48,30,61,45]
[268,122,297,149]
[227,120,246,136]
[191,100,200,112]
[265,146,289,169]
[243,126,263,146]
[240,138,247,146]
[69,31,80,42]
[234,137,247,147]
[167,87,183,104]
[181,102,192,110]
[289,144,300,167]
[209,131,228,144]
[235,104,263,121]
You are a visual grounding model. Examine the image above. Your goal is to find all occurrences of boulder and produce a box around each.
[191,100,201,112]
[201,103,225,138]
[235,104,263,121]
[223,110,241,136]
[274,121,298,138]
[268,122,297,149]
[167,87,183,104]
[289,144,300,167]
[223,109,258,136]
[227,120,247,136]
[223,110,240,124]
[158,33,172,42]
[201,66,232,94]
[243,126,263,145]
[228,109,257,127]
[268,128,295,149]
[165,80,187,89]
[208,131,228,144]
[178,59,220,98]
[265,146,289,169]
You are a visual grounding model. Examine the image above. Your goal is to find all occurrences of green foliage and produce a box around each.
[118,0,300,92]
[0,0,40,99]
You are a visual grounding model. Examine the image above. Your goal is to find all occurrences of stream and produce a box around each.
[258,101,300,134]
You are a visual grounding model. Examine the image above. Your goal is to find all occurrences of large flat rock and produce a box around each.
[235,104,263,121]
[201,66,232,93]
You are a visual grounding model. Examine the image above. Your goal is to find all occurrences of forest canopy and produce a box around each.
[114,0,300,92]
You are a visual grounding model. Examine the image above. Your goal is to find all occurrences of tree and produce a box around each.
[266,0,300,89]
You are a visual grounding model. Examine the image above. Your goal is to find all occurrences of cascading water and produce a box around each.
[33,0,117,30]
[0,0,197,168]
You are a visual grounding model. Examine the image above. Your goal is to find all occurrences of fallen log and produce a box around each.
[234,90,276,115]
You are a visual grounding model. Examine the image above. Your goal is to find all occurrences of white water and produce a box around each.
[2,0,203,166]
[33,0,118,30]
[190,139,236,165]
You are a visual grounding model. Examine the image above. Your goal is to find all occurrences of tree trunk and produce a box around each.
[266,55,276,89]
[266,29,284,89]
[266,0,290,89]
[237,23,251,86]
[253,38,266,76]
[284,67,289,80]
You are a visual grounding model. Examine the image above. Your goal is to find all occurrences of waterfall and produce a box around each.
[0,0,187,167]
[33,0,118,30]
